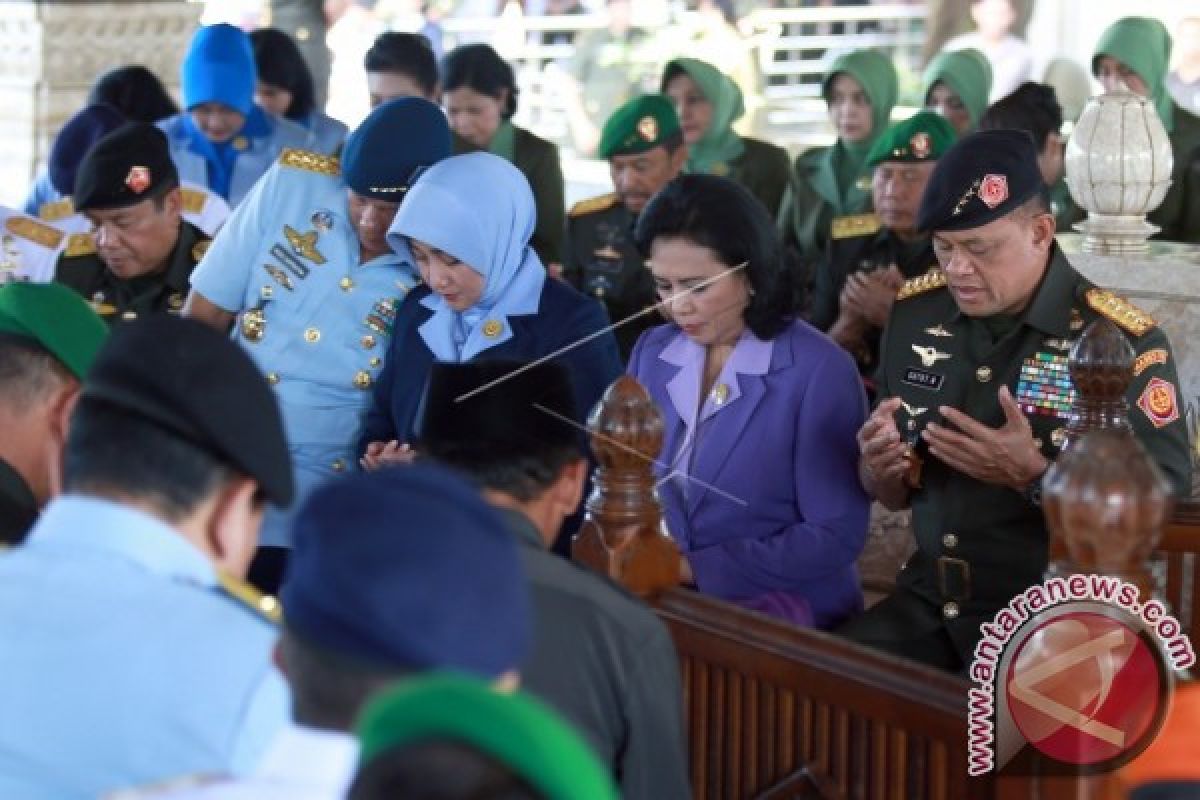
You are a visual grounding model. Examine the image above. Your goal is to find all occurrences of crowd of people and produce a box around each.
[0,4,1198,799]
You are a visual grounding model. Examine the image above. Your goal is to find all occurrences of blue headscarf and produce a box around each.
[388,152,546,363]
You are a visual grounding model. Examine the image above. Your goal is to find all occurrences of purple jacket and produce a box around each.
[627,320,870,629]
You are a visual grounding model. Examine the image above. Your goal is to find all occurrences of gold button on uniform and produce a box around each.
[943,602,960,619]
[976,366,992,383]
[369,357,382,367]
[339,277,354,292]
[331,459,346,472]
[482,319,503,338]
[361,334,376,349]
[942,533,958,549]
[354,370,372,390]
[266,372,280,385]
[304,327,321,343]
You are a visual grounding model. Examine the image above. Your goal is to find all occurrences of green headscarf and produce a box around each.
[661,57,745,175]
[1093,17,1174,132]
[821,49,899,204]
[922,48,993,130]
[356,675,618,800]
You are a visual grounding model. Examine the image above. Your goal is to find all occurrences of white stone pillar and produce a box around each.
[0,0,201,208]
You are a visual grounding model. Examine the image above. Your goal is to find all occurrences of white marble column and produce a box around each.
[0,0,201,208]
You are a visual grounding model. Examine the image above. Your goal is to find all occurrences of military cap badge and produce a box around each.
[637,115,658,142]
[910,132,931,159]
[979,174,1008,208]
[125,166,151,195]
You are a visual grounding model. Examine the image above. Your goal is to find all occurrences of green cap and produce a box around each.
[356,674,619,800]
[866,110,957,167]
[0,282,108,380]
[597,94,681,159]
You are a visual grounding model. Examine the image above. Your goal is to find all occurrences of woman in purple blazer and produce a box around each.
[627,174,870,629]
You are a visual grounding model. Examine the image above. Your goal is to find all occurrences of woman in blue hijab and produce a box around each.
[359,151,622,468]
[157,23,312,207]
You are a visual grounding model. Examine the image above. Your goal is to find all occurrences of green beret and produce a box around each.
[597,94,681,159]
[0,282,108,380]
[867,111,957,167]
[356,675,618,800]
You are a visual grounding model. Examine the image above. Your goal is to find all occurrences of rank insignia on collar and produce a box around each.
[923,324,953,338]
[284,225,327,265]
[482,319,503,338]
[911,344,951,367]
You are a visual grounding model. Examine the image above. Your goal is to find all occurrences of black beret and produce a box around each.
[916,129,1044,233]
[82,315,293,506]
[418,360,582,459]
[74,121,179,212]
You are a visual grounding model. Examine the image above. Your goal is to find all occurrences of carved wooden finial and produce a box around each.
[1063,317,1136,448]
[572,376,681,597]
[1043,429,1173,599]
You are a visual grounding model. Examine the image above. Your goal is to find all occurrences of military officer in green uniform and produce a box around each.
[54,123,211,324]
[563,95,687,360]
[842,130,1192,671]
[813,111,956,391]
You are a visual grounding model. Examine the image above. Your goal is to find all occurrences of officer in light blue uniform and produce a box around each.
[185,97,452,586]
[158,23,313,208]
[0,315,293,799]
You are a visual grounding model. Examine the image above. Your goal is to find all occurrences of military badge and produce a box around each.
[910,131,931,159]
[311,210,335,231]
[911,344,951,367]
[636,115,658,142]
[232,136,249,151]
[1137,377,1180,428]
[1016,352,1075,418]
[1133,348,1168,376]
[125,166,151,194]
[979,174,1009,208]
[284,225,327,265]
[482,319,503,338]
[241,307,266,342]
[923,324,953,338]
[262,263,295,291]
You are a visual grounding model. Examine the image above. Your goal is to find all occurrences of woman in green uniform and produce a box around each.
[922,48,993,135]
[1093,16,1200,244]
[777,49,898,272]
[441,43,566,267]
[661,57,791,218]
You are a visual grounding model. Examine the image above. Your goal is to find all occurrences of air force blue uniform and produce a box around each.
[191,150,419,546]
[0,496,288,799]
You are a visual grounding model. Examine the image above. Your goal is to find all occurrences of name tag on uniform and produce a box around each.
[902,367,945,391]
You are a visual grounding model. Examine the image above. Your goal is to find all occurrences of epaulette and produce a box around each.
[279,148,341,177]
[216,572,281,625]
[895,268,947,301]
[38,197,75,221]
[1085,288,1155,337]
[831,212,880,240]
[568,192,619,218]
[64,233,96,258]
[5,215,64,250]
[180,187,208,214]
[191,239,211,262]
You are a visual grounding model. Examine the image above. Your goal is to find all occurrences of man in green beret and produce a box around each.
[812,111,956,390]
[563,94,687,360]
[0,282,107,544]
[54,122,212,323]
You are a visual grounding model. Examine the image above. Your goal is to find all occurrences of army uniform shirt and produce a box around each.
[876,245,1192,659]
[0,207,65,284]
[54,220,209,323]
[189,149,419,547]
[38,183,231,238]
[811,213,935,376]
[563,193,659,360]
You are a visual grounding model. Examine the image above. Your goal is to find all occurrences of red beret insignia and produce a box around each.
[125,166,151,195]
[979,173,1008,208]
[910,132,931,159]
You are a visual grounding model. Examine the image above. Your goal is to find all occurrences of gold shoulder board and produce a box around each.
[216,573,282,625]
[180,187,208,214]
[831,212,881,240]
[5,216,64,250]
[279,148,341,177]
[38,197,75,221]
[895,268,948,301]
[568,192,619,218]
[1085,288,1155,337]
[64,233,96,258]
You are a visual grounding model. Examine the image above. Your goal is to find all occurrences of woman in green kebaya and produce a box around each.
[660,57,791,218]
[922,48,993,136]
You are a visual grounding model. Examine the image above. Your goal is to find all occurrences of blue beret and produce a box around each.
[916,129,1044,233]
[49,104,126,196]
[281,464,531,678]
[342,98,451,201]
[182,23,256,115]
[82,315,293,505]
